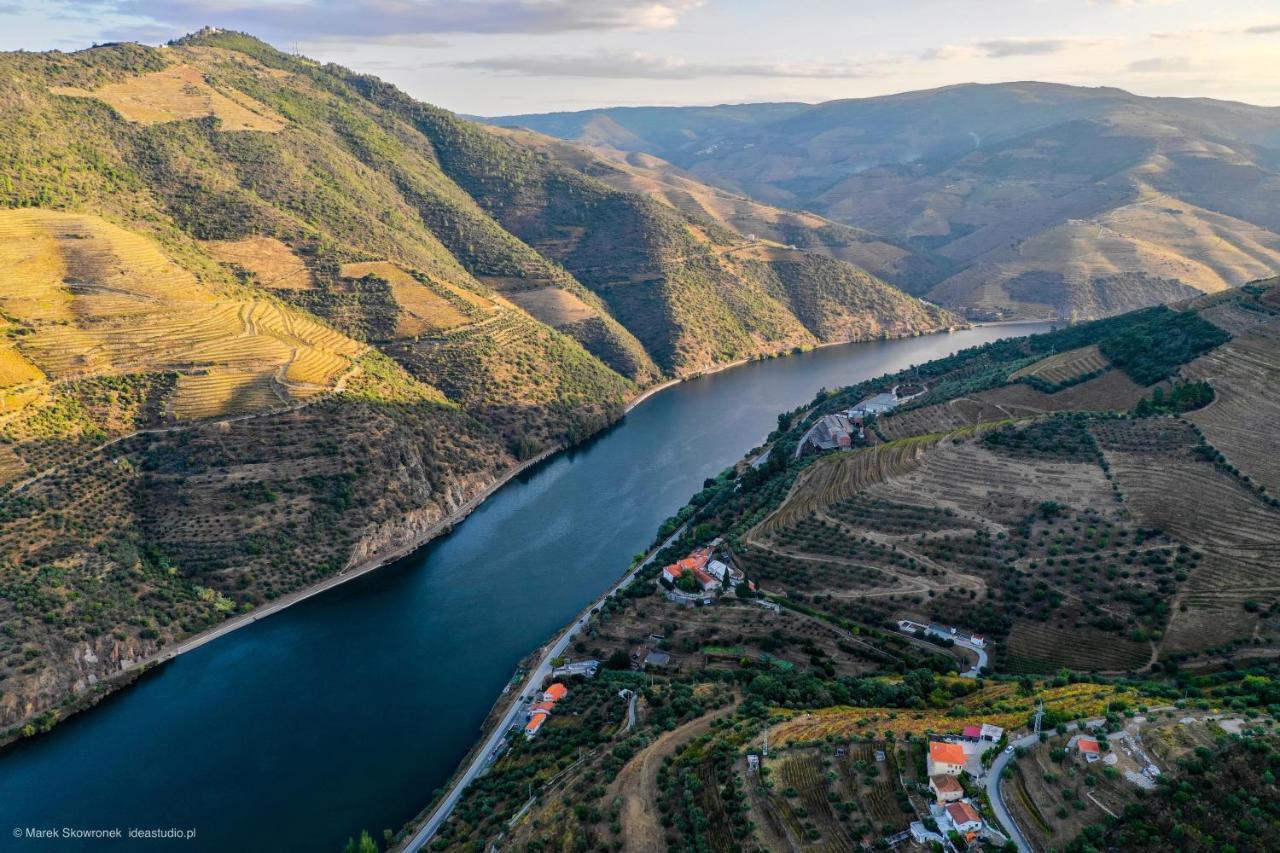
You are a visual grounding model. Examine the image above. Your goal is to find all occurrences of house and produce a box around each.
[662,548,717,589]
[630,645,650,670]
[944,801,983,838]
[1076,737,1101,762]
[644,649,671,668]
[543,683,568,703]
[692,566,721,592]
[929,774,964,803]
[806,413,855,452]
[528,701,555,718]
[705,559,732,583]
[980,723,1003,743]
[927,740,967,776]
[524,712,548,738]
[962,724,982,741]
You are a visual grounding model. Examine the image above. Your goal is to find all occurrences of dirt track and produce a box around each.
[610,703,738,853]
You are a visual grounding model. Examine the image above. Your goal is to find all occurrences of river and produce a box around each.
[0,323,1051,851]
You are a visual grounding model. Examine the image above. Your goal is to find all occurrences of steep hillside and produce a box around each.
[428,280,1280,853]
[0,32,951,736]
[491,83,1280,319]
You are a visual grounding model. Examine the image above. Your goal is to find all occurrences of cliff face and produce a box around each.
[0,31,953,734]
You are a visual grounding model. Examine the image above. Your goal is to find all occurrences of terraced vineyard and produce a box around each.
[1010,344,1109,385]
[1183,314,1280,494]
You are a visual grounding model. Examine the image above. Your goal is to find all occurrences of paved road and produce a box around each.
[985,733,1040,853]
[402,525,686,851]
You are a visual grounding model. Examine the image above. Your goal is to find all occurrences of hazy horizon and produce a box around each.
[3,1,1278,115]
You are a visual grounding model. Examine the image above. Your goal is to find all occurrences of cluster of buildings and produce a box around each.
[658,543,747,603]
[523,682,568,739]
[897,619,987,648]
[799,385,930,456]
[801,412,863,454]
[922,725,1005,843]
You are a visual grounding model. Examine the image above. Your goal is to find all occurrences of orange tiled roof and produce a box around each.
[929,740,967,766]
[530,701,555,714]
[524,713,547,734]
[1077,737,1100,753]
[544,683,568,702]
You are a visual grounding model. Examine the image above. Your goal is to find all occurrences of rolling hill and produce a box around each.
[490,83,1280,319]
[0,31,952,735]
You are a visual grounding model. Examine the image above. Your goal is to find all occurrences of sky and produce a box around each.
[4,1,1279,115]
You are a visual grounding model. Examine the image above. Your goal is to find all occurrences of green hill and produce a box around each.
[0,31,951,736]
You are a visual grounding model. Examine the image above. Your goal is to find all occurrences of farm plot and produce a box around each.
[51,63,286,131]
[1104,449,1280,651]
[976,368,1148,414]
[754,434,944,537]
[1183,316,1280,494]
[1010,345,1109,385]
[771,751,856,850]
[0,210,365,421]
[869,440,1118,529]
[204,236,314,289]
[1196,296,1278,336]
[1005,621,1151,674]
[506,286,599,327]
[339,261,473,337]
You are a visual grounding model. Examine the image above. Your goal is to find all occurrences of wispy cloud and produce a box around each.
[54,0,702,40]
[919,37,1113,61]
[1244,22,1280,35]
[974,37,1111,58]
[449,50,882,80]
[1127,55,1197,73]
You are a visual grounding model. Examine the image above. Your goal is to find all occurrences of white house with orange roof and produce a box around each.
[927,740,967,776]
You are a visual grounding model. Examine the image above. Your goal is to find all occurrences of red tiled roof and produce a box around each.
[930,774,963,794]
[544,683,568,702]
[1077,737,1100,754]
[929,741,967,766]
[693,567,717,586]
[945,801,981,826]
[530,701,555,715]
[524,713,547,734]
[962,725,982,738]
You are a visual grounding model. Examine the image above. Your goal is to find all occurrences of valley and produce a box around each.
[491,83,1280,321]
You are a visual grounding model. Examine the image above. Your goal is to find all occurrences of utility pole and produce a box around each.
[763,724,769,758]
[1033,700,1045,736]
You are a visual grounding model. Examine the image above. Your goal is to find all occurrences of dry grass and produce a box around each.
[204,236,314,290]
[339,261,473,336]
[0,345,44,389]
[0,209,364,420]
[1010,345,1108,384]
[506,286,598,327]
[52,63,285,132]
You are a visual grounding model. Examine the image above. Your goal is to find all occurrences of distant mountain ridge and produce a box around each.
[489,82,1280,319]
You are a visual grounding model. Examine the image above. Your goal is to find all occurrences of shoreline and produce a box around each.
[0,323,983,745]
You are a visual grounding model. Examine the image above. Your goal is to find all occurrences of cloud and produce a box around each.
[919,37,1112,61]
[449,50,881,80]
[973,37,1109,58]
[54,0,701,40]
[1244,22,1280,35]
[1127,55,1196,72]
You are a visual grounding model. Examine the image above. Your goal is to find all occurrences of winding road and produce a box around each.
[401,524,686,851]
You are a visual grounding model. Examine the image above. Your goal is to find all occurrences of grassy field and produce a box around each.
[204,236,314,290]
[53,62,285,132]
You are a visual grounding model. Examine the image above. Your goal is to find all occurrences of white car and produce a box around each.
[1005,746,1015,754]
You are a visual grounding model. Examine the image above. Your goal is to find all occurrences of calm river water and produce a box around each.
[0,323,1051,851]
